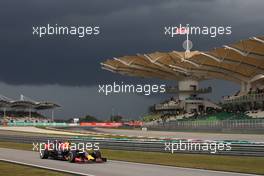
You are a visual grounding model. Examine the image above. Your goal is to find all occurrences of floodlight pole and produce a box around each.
[3,108,6,118]
[29,108,31,118]
[51,110,54,122]
[186,27,190,53]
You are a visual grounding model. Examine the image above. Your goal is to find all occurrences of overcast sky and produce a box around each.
[0,0,263,120]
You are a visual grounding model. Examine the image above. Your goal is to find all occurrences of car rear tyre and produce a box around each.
[40,149,49,159]
[68,151,77,163]
[92,151,102,158]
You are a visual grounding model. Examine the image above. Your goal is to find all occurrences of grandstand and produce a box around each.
[101,35,264,122]
[0,94,60,125]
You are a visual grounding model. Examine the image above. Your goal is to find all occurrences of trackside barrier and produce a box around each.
[68,123,78,127]
[80,122,123,127]
[7,122,68,127]
[145,119,264,132]
[79,122,143,127]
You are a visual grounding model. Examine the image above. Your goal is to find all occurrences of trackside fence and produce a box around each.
[145,119,264,132]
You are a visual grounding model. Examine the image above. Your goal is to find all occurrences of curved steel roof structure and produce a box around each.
[0,95,60,110]
[101,36,264,84]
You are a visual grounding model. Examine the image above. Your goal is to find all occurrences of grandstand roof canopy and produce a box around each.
[101,36,264,84]
[0,95,60,110]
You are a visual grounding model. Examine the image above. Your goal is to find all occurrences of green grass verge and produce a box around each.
[0,142,32,151]
[101,149,264,175]
[0,141,264,175]
[0,161,71,176]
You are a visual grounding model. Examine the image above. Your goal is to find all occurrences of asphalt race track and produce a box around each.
[0,148,259,176]
[74,127,264,142]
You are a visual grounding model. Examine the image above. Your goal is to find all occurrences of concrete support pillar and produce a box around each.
[178,79,198,100]
[241,82,251,93]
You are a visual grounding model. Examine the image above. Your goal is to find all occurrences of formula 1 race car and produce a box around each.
[40,141,107,163]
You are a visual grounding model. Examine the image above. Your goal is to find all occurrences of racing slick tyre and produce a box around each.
[91,151,107,162]
[40,149,49,159]
[92,151,102,158]
[68,151,77,163]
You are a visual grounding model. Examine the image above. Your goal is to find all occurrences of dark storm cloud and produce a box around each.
[0,0,263,86]
[1,0,263,119]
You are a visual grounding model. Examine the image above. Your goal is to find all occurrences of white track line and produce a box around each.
[0,158,95,176]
